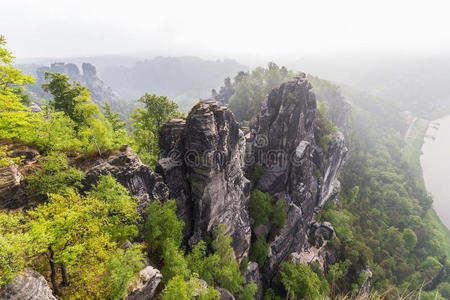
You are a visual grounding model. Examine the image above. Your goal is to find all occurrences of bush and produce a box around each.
[249,237,269,266]
[271,198,287,230]
[143,199,184,253]
[248,190,272,226]
[106,244,145,300]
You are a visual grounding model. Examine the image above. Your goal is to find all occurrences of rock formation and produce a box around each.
[35,62,121,107]
[243,262,263,300]
[246,75,348,284]
[125,265,162,300]
[156,101,251,260]
[0,268,56,300]
[82,146,169,215]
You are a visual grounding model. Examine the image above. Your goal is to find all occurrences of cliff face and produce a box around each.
[246,75,348,283]
[157,101,251,260]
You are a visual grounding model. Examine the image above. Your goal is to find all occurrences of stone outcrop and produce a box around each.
[243,262,263,300]
[82,146,169,215]
[125,265,162,300]
[0,146,40,209]
[246,75,348,284]
[0,268,56,300]
[35,62,121,107]
[156,101,251,260]
[218,288,235,300]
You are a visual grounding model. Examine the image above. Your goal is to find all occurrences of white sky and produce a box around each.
[2,0,450,61]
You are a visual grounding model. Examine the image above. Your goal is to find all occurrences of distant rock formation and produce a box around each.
[156,101,251,261]
[245,75,347,283]
[35,62,121,107]
[0,268,56,300]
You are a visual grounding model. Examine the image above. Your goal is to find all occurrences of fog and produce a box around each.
[3,0,450,62]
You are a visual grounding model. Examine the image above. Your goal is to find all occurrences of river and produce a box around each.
[420,115,450,229]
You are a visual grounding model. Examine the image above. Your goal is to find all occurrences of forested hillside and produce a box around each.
[1,33,449,300]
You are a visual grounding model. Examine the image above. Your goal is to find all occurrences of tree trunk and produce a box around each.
[48,247,60,296]
[60,263,68,286]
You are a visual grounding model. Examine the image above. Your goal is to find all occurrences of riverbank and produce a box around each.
[403,118,450,257]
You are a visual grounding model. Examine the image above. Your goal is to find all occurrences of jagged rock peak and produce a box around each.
[246,76,348,283]
[157,100,251,260]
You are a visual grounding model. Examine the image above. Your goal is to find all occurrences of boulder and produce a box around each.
[125,265,162,300]
[218,288,235,300]
[0,268,56,300]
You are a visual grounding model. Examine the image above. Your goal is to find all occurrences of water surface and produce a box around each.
[421,115,450,229]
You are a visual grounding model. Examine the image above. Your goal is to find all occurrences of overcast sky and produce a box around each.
[2,0,450,62]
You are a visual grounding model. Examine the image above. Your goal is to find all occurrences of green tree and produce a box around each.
[88,174,139,243]
[143,199,184,254]
[271,198,287,230]
[130,93,179,165]
[237,281,257,300]
[28,191,115,297]
[106,244,145,300]
[186,240,220,285]
[0,211,32,286]
[27,153,85,196]
[0,35,37,142]
[102,101,129,147]
[249,237,269,266]
[248,189,272,226]
[279,261,323,300]
[402,228,418,251]
[42,72,86,123]
[211,224,245,293]
[161,239,190,282]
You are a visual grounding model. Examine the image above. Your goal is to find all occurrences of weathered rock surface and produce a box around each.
[218,288,235,300]
[0,146,40,209]
[246,75,348,283]
[243,262,263,300]
[35,62,121,107]
[157,101,251,260]
[125,265,162,300]
[0,268,56,300]
[82,146,169,215]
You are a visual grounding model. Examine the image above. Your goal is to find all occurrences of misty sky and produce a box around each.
[2,0,450,61]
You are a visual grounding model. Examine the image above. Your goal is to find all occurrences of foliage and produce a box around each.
[143,199,184,254]
[271,198,287,230]
[0,211,32,286]
[28,191,115,297]
[106,244,145,300]
[0,35,37,143]
[279,261,325,300]
[102,101,129,147]
[248,189,272,226]
[161,239,190,282]
[162,274,220,300]
[237,281,257,300]
[0,145,23,167]
[130,93,180,166]
[186,240,220,285]
[249,236,269,266]
[88,174,139,243]
[27,153,85,196]
[211,224,245,293]
[228,62,294,122]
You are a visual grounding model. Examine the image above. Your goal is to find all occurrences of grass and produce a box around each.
[401,118,429,177]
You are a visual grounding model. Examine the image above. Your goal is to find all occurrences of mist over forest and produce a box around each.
[1,1,450,299]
